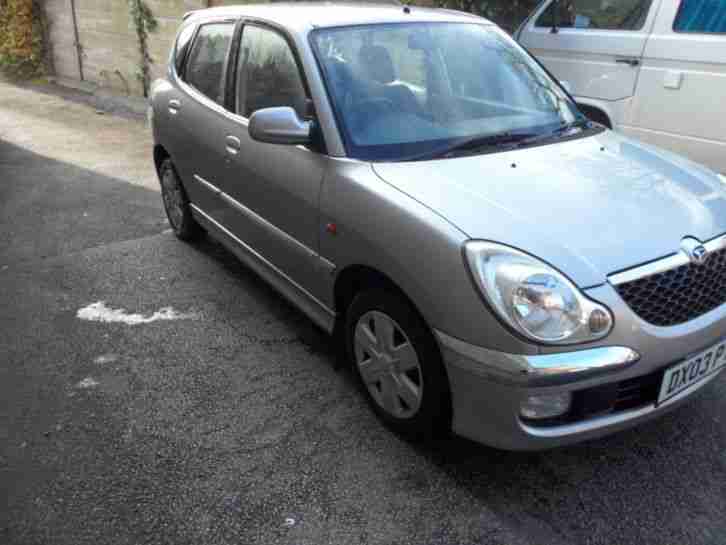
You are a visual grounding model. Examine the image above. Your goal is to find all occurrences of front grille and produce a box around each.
[615,246,726,326]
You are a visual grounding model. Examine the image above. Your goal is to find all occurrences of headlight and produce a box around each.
[464,241,613,345]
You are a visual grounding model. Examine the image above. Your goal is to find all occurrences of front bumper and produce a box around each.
[437,330,724,451]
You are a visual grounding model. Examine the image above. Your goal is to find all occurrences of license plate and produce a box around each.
[658,340,726,405]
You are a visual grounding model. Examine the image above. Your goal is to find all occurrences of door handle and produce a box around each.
[168,99,181,114]
[616,58,640,67]
[225,136,241,156]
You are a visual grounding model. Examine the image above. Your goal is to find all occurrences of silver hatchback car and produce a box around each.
[150,3,726,450]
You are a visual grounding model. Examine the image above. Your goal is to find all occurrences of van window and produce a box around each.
[535,0,654,31]
[236,25,308,119]
[674,0,726,33]
[183,23,234,105]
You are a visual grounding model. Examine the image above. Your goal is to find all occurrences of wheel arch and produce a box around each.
[334,263,453,432]
[153,144,170,175]
[334,265,418,320]
[576,102,613,129]
[332,264,446,362]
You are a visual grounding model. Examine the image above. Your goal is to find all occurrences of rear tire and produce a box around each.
[158,158,203,241]
[345,288,452,440]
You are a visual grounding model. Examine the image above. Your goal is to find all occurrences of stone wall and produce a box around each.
[44,0,208,95]
[41,0,533,96]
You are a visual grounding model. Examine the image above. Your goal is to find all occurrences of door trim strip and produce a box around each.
[217,191,316,259]
[194,175,320,260]
[193,174,221,195]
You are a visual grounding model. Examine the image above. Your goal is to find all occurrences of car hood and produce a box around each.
[372,131,726,287]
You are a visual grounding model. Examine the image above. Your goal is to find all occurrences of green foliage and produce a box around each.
[0,0,45,79]
[430,0,540,33]
[128,0,158,96]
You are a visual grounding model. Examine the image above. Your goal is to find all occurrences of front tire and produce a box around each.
[345,288,452,440]
[158,158,203,241]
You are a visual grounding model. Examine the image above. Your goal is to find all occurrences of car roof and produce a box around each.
[184,2,491,33]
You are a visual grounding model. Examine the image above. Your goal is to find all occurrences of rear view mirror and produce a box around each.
[248,107,311,146]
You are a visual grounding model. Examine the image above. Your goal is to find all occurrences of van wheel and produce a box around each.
[159,158,203,241]
[346,288,451,440]
[578,105,612,129]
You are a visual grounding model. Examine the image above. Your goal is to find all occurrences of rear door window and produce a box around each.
[674,0,726,33]
[535,0,654,30]
[183,23,234,105]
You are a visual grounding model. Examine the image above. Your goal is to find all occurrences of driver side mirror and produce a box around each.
[248,107,311,146]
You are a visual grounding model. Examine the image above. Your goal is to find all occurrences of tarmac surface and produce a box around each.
[1,81,725,545]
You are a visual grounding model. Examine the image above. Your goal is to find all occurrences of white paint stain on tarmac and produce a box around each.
[77,301,197,325]
[94,353,118,364]
[77,377,99,389]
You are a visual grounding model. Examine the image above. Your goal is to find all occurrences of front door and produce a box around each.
[518,0,657,101]
[217,23,328,302]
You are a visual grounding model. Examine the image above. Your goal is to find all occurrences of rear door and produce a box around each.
[518,0,659,101]
[171,20,236,220]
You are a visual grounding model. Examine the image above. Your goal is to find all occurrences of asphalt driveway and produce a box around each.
[1,81,725,545]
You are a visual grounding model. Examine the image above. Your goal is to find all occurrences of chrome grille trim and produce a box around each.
[608,233,726,286]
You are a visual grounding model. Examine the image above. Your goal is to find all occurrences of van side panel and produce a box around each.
[625,1,726,173]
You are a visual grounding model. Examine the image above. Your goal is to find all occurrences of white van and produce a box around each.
[515,0,726,173]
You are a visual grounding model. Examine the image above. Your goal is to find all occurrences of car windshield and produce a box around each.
[311,22,586,161]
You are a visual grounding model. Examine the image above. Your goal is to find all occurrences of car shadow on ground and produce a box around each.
[185,234,339,359]
[408,374,726,543]
[0,140,167,264]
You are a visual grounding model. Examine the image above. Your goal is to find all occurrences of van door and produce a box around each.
[517,0,659,101]
[626,0,726,173]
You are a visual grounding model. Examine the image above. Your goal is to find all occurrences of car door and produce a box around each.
[216,22,329,303]
[517,0,659,101]
[171,20,236,222]
[626,0,726,173]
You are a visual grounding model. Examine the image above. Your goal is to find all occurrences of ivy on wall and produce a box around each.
[128,0,158,97]
[0,0,45,79]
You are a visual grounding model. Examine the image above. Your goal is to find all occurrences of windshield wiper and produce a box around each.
[400,120,595,162]
[414,131,538,161]
[550,118,592,137]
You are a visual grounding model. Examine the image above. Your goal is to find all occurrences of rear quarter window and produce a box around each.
[175,24,197,73]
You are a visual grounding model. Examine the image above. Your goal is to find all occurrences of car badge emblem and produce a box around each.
[692,245,709,265]
[681,237,709,266]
